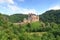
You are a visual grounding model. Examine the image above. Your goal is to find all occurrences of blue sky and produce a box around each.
[0,0,60,15]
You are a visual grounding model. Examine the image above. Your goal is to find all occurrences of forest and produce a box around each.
[0,10,60,40]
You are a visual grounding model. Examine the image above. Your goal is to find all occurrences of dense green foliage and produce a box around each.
[40,10,60,24]
[9,14,28,23]
[1,13,28,23]
[0,10,60,40]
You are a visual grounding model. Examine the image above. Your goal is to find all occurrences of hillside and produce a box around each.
[0,10,60,24]
[9,14,28,23]
[0,13,28,23]
[0,12,60,40]
[40,10,60,24]
[2,10,60,24]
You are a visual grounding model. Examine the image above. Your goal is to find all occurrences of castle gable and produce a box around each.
[23,13,39,23]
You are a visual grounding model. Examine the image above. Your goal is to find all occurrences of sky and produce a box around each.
[0,0,60,15]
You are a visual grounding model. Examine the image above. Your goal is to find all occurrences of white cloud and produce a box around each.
[0,0,38,15]
[6,0,14,4]
[21,9,38,14]
[0,0,5,3]
[22,9,37,14]
[7,5,37,14]
[48,5,60,10]
[0,0,14,4]
[0,0,25,4]
[7,5,19,11]
[6,4,38,15]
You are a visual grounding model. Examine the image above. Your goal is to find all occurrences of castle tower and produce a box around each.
[28,13,39,23]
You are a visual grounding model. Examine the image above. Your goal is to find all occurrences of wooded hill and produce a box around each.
[40,10,60,24]
[1,13,28,23]
[0,10,60,40]
[1,10,60,24]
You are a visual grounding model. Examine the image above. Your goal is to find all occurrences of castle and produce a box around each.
[14,13,39,25]
[23,13,39,23]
